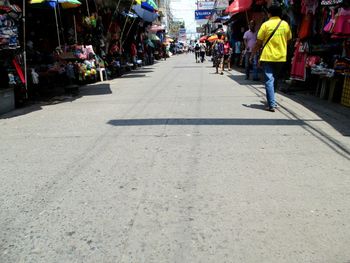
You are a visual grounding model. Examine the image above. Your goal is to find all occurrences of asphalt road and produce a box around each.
[1,54,350,263]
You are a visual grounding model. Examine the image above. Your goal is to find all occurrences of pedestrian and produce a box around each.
[213,36,224,74]
[243,20,259,80]
[162,43,167,60]
[194,41,200,63]
[222,37,231,71]
[252,3,292,112]
[199,41,206,63]
[233,40,242,67]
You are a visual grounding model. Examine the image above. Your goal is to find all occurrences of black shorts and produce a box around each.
[224,54,229,60]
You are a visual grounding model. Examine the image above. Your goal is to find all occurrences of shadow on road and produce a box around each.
[227,69,350,160]
[1,83,112,119]
[107,118,316,126]
[79,83,112,96]
[228,70,350,136]
[121,74,147,78]
[228,74,262,86]
[242,103,266,111]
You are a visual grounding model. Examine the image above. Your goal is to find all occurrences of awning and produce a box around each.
[225,0,252,13]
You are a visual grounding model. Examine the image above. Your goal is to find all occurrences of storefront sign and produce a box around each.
[195,10,212,20]
[215,0,229,10]
[197,1,215,10]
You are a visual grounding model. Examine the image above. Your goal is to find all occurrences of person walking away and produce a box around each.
[213,37,224,74]
[195,42,201,63]
[234,40,242,67]
[162,43,167,60]
[243,20,259,80]
[199,41,206,63]
[252,4,292,112]
[223,37,231,71]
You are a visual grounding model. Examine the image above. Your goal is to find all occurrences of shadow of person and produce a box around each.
[242,103,266,111]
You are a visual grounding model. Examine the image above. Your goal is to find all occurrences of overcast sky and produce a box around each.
[170,0,197,33]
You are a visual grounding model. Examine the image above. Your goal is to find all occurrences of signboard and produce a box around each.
[215,0,229,10]
[178,28,186,41]
[179,28,186,34]
[195,10,212,20]
[197,1,215,10]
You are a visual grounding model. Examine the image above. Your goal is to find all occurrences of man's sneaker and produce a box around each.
[265,107,275,112]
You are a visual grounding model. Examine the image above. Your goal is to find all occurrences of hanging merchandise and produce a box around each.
[331,7,350,38]
[299,14,313,39]
[291,41,309,81]
[323,8,336,33]
[301,0,318,15]
[321,0,343,6]
[0,2,21,50]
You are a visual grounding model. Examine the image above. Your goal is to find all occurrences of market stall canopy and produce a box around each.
[132,4,158,22]
[199,35,208,42]
[225,0,252,13]
[30,0,82,8]
[207,34,218,42]
[135,0,158,11]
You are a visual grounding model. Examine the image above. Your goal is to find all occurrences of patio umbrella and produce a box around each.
[199,35,207,42]
[132,4,158,22]
[30,0,82,47]
[135,0,158,11]
[207,34,218,42]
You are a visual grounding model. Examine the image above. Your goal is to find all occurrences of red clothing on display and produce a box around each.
[290,41,308,81]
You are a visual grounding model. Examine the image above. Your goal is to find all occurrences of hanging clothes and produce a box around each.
[299,14,313,39]
[301,0,318,15]
[332,8,350,38]
[291,41,309,81]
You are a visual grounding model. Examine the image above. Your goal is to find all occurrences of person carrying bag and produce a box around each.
[252,3,292,112]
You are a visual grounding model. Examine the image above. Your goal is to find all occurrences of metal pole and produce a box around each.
[245,11,249,25]
[54,3,61,48]
[108,0,121,32]
[23,0,28,99]
[56,0,66,44]
[85,0,90,17]
[73,15,78,43]
[122,18,136,47]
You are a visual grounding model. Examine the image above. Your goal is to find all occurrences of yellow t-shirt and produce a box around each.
[257,17,292,62]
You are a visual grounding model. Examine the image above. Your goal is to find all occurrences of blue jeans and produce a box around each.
[244,52,258,79]
[262,62,284,108]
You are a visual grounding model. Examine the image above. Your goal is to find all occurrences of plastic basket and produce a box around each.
[342,75,350,107]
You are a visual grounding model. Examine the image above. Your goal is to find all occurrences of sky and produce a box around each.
[170,0,197,34]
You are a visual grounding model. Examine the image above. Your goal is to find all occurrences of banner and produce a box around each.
[197,1,215,10]
[195,10,212,20]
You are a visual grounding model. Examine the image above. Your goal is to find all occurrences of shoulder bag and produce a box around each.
[259,20,283,60]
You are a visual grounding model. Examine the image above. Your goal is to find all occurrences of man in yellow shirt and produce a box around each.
[252,4,292,112]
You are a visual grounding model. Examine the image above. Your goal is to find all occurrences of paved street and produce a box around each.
[1,54,350,263]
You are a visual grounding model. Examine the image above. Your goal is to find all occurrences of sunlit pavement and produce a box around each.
[1,54,350,263]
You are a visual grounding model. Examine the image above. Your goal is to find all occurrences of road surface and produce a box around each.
[1,54,350,262]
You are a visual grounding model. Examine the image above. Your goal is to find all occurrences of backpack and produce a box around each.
[195,44,200,51]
